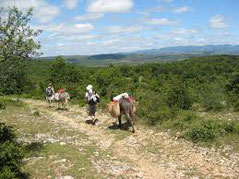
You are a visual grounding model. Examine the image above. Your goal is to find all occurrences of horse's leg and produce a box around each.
[65,99,68,110]
[125,113,135,133]
[118,114,122,128]
[129,111,135,125]
[62,100,65,110]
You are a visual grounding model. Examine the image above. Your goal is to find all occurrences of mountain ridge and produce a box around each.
[38,44,239,66]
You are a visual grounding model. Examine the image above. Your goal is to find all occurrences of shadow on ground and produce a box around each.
[85,119,99,125]
[24,141,45,157]
[108,122,130,131]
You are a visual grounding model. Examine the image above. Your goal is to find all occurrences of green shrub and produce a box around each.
[184,119,238,142]
[0,167,16,179]
[143,105,177,125]
[166,111,198,131]
[0,123,26,178]
[166,83,192,110]
[0,99,6,110]
[156,110,201,135]
[233,101,239,112]
[199,85,226,111]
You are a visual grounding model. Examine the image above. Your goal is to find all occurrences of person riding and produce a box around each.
[85,84,100,124]
[45,83,55,107]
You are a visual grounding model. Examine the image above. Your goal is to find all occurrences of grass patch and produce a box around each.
[24,143,99,179]
[113,129,130,141]
[0,97,27,109]
[159,110,199,132]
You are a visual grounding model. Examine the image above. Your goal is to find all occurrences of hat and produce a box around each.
[86,84,93,91]
[48,83,52,87]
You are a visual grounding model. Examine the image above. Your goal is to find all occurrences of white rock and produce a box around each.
[56,176,74,179]
[60,142,66,146]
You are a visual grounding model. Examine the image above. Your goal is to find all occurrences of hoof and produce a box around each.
[92,119,99,125]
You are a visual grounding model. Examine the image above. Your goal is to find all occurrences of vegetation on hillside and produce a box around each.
[16,55,239,146]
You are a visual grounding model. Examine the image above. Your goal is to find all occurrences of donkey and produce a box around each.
[118,98,137,133]
[55,92,70,110]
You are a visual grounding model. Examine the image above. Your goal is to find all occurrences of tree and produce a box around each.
[0,7,41,94]
[166,82,193,110]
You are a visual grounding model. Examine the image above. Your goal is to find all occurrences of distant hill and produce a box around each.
[134,44,239,55]
[39,44,239,66]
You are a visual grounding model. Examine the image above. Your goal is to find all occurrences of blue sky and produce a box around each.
[1,0,239,56]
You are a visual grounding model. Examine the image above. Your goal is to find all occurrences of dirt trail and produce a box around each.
[24,99,239,179]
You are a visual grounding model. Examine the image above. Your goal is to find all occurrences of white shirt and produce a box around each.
[85,90,99,102]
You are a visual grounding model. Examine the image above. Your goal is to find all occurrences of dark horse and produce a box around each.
[118,98,137,133]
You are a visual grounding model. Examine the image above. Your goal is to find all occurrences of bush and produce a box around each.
[0,99,6,110]
[147,106,178,125]
[0,123,25,178]
[166,83,192,110]
[233,101,239,112]
[199,84,226,111]
[162,111,199,131]
[0,167,16,179]
[184,119,238,142]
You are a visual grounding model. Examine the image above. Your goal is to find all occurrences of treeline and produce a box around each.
[21,55,239,111]
[18,55,239,145]
[2,55,239,123]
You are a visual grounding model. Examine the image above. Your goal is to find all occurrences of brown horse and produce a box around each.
[118,98,137,133]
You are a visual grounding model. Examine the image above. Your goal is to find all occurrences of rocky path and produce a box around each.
[23,99,239,179]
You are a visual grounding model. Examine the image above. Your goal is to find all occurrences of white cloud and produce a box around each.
[0,0,60,23]
[107,25,143,34]
[173,6,190,14]
[171,28,198,35]
[146,18,179,25]
[87,0,133,13]
[64,0,78,10]
[75,23,94,30]
[75,13,104,21]
[33,22,94,34]
[35,6,59,23]
[209,15,229,29]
